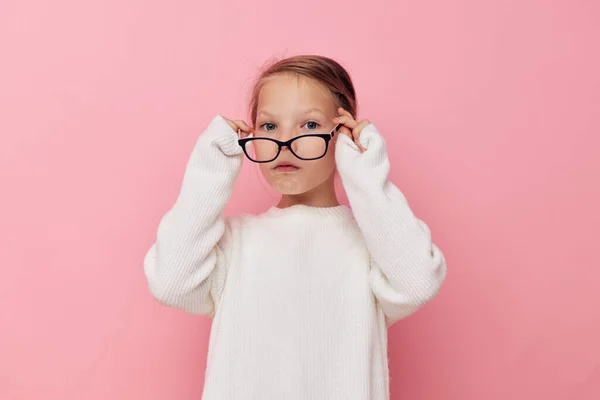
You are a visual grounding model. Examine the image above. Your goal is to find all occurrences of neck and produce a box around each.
[277,173,339,209]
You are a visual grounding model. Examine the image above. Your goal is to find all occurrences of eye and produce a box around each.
[303,121,320,130]
[260,123,277,131]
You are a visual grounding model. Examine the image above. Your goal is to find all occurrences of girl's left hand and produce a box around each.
[333,107,370,152]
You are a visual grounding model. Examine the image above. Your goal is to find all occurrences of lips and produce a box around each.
[274,162,300,172]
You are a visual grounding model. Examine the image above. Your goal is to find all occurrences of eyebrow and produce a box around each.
[301,108,325,116]
[257,108,325,118]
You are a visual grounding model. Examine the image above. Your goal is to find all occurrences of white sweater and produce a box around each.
[144,115,447,400]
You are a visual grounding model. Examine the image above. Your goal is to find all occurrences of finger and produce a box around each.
[352,120,370,152]
[337,107,354,118]
[352,119,370,142]
[337,109,357,126]
[333,115,358,129]
[233,120,252,133]
[224,118,239,132]
[229,120,253,138]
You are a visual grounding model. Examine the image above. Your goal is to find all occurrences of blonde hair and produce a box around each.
[249,55,357,125]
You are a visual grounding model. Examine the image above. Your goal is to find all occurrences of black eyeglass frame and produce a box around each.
[237,123,344,163]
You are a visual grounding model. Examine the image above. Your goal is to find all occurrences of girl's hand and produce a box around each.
[223,117,253,138]
[333,107,370,152]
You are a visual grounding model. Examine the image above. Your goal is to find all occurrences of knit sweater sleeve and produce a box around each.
[143,115,243,316]
[335,125,447,327]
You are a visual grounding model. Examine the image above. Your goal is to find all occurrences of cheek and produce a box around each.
[303,144,338,180]
[304,155,336,180]
[258,163,272,178]
[322,144,338,168]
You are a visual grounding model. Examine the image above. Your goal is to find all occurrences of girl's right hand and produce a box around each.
[223,117,253,138]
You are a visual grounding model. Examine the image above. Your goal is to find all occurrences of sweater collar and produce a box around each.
[262,204,353,221]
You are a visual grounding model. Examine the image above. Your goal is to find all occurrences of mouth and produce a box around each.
[273,162,300,172]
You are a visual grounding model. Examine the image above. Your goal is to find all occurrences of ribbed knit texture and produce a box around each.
[144,115,447,399]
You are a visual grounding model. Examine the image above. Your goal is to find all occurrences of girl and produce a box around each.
[144,55,447,399]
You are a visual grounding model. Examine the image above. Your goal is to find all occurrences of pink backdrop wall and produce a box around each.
[1,0,599,399]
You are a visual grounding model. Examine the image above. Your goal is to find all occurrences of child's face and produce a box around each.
[254,73,339,196]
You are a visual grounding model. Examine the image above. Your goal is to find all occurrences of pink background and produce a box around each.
[1,0,599,399]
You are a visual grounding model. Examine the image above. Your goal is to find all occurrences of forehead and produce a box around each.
[257,73,336,115]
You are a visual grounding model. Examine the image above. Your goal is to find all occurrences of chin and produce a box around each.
[269,177,310,195]
[267,173,334,196]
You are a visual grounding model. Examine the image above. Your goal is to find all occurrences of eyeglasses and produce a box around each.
[238,123,343,163]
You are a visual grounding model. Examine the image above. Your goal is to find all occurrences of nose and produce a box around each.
[278,125,299,152]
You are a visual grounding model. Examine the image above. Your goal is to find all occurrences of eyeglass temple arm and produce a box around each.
[331,123,344,137]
